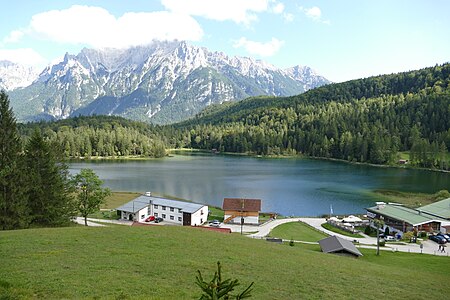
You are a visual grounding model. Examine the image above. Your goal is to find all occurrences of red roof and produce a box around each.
[222,198,261,212]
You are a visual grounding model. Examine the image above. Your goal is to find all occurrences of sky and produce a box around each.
[0,0,449,82]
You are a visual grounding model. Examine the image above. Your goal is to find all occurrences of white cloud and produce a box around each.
[272,2,285,14]
[9,5,203,49]
[0,48,46,66]
[3,30,24,44]
[233,37,284,57]
[162,0,269,25]
[305,6,321,20]
[283,13,294,22]
[299,6,329,24]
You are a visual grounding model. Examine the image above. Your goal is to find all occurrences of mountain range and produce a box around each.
[4,41,330,124]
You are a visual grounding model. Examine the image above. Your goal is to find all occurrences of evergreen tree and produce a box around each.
[0,90,29,230]
[24,129,75,226]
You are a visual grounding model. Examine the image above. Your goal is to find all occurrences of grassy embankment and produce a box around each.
[371,189,450,208]
[1,225,449,299]
[268,221,328,242]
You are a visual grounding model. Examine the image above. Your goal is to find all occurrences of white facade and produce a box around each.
[224,215,259,225]
[121,206,150,222]
[153,203,184,224]
[116,195,208,226]
[190,206,208,226]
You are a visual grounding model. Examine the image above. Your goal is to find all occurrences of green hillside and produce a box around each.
[174,64,450,169]
[1,225,448,299]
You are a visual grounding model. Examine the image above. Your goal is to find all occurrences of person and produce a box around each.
[442,244,446,253]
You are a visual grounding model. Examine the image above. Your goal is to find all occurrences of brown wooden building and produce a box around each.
[222,198,261,225]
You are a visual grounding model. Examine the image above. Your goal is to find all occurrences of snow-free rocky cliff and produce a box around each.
[6,41,330,124]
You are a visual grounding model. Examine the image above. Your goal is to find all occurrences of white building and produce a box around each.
[116,193,208,226]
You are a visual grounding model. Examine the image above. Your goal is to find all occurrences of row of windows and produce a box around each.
[154,205,182,213]
[154,212,182,222]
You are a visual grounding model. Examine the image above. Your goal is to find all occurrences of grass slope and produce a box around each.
[268,222,328,242]
[1,226,449,299]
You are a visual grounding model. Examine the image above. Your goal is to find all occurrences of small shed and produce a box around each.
[222,198,261,225]
[319,236,363,258]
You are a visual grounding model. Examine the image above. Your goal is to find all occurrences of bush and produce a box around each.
[402,231,415,243]
[419,231,427,238]
[289,240,295,247]
[379,239,385,247]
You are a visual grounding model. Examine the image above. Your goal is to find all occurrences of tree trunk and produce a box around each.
[84,215,88,226]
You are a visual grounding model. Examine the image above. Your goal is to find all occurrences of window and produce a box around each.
[170,215,174,220]
[170,207,174,212]
[141,215,145,219]
[154,205,158,209]
[162,214,166,219]
[162,206,166,210]
[154,212,158,217]
[200,218,203,223]
[178,209,182,213]
[178,217,182,222]
[201,210,204,215]
[147,207,151,215]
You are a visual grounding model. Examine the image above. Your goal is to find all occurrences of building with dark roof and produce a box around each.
[222,198,261,225]
[116,193,208,226]
[319,236,362,257]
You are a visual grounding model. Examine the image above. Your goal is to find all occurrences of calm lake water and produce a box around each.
[68,153,450,217]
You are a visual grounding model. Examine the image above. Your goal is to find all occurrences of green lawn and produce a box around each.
[102,191,141,209]
[1,225,449,299]
[321,223,364,238]
[268,221,328,242]
[371,189,450,207]
[208,206,224,222]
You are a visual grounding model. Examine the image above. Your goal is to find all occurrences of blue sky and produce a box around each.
[0,0,449,82]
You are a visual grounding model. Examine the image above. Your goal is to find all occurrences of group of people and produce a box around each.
[438,243,447,252]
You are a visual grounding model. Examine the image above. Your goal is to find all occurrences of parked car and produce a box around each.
[437,233,450,243]
[154,217,163,223]
[384,236,396,241]
[429,234,447,244]
[145,216,155,222]
[209,220,221,227]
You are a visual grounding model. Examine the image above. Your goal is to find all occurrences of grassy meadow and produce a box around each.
[268,221,327,242]
[1,225,449,299]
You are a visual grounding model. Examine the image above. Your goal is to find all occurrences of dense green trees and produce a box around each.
[0,90,75,230]
[25,130,76,226]
[20,116,167,158]
[16,63,450,171]
[173,64,450,170]
[0,90,29,230]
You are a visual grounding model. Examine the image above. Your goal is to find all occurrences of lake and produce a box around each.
[68,153,450,217]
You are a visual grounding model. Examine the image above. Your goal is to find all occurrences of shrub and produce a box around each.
[289,240,295,247]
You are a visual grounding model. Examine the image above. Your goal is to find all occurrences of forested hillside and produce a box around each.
[17,64,450,169]
[19,116,167,158]
[174,64,450,169]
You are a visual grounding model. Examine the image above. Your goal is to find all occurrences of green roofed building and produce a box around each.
[419,198,450,220]
[366,202,448,236]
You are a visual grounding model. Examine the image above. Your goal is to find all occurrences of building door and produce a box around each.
[183,212,191,226]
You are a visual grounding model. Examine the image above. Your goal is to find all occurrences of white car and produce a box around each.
[209,220,221,227]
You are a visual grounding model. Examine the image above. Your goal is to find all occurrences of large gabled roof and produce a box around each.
[420,198,450,219]
[222,198,261,212]
[319,236,363,257]
[116,195,206,214]
[366,204,447,226]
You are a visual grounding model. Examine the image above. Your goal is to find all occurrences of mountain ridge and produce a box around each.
[5,41,330,124]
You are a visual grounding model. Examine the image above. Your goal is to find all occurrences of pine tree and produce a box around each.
[0,90,29,230]
[24,129,75,226]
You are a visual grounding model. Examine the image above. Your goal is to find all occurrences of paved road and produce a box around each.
[74,217,106,227]
[75,216,449,256]
[222,217,449,256]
